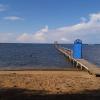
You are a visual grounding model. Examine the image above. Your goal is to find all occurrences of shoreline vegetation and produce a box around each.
[0,70,100,100]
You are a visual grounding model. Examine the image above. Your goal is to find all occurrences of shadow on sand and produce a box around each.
[0,87,100,100]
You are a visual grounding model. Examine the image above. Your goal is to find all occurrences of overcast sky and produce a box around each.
[0,0,100,43]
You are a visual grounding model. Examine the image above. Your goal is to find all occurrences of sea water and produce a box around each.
[0,43,99,69]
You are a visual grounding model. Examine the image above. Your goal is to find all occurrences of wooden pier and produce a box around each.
[55,44,100,76]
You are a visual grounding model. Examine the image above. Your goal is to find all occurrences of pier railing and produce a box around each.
[54,43,100,77]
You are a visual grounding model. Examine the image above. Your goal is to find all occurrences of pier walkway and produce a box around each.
[55,45,100,76]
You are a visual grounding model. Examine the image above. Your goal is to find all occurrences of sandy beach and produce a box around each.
[0,70,100,100]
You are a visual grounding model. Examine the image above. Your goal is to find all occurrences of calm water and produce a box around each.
[0,43,99,69]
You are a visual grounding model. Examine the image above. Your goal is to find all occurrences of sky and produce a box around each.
[0,0,100,43]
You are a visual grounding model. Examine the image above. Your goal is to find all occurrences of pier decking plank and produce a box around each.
[55,46,100,76]
[77,59,100,75]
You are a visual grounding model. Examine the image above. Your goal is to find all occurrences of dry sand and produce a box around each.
[0,70,100,100]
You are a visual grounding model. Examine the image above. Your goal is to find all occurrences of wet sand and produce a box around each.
[0,70,100,100]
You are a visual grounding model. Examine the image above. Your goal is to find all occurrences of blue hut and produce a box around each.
[73,39,82,59]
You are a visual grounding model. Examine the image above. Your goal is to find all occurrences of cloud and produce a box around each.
[60,37,70,42]
[0,33,17,43]
[0,4,7,12]
[17,33,31,42]
[16,12,100,43]
[4,16,24,21]
[47,12,100,43]
[1,12,100,43]
[17,26,48,43]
